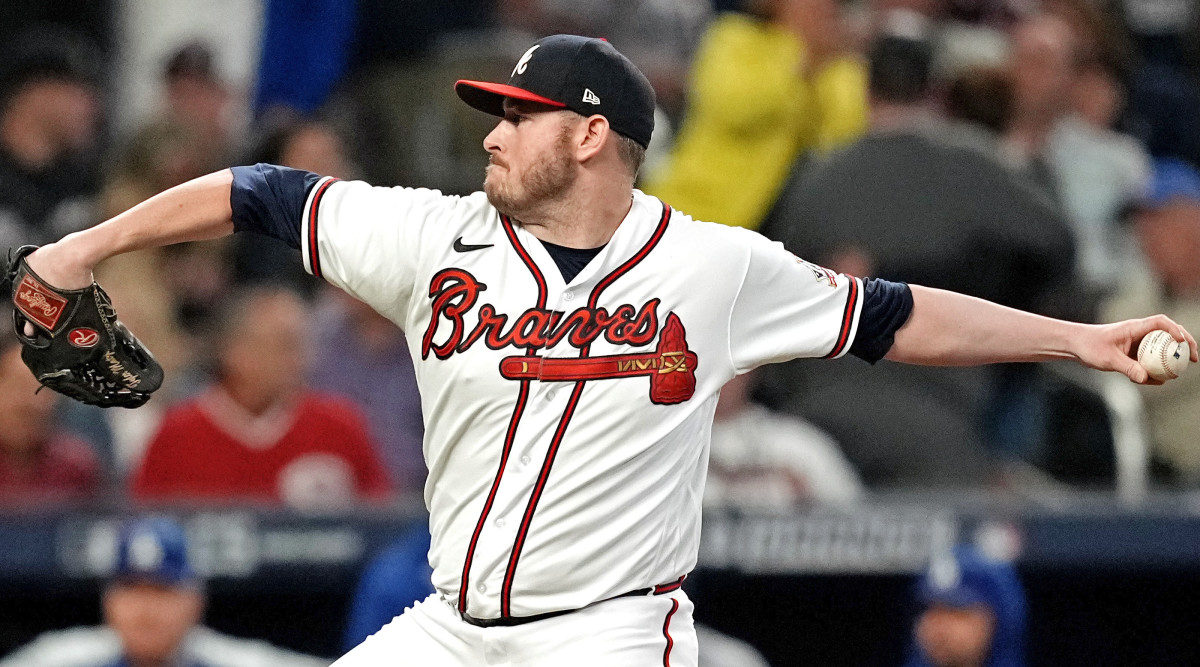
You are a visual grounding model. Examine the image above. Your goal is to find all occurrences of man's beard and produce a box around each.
[484,128,577,219]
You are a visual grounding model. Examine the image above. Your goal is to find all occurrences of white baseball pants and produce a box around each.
[333,590,698,666]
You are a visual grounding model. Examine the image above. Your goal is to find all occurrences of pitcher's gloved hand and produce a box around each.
[2,245,163,408]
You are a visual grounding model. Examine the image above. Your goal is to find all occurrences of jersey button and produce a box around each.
[495,517,506,528]
[520,455,532,466]
[477,583,487,593]
[563,291,575,301]
[546,390,556,401]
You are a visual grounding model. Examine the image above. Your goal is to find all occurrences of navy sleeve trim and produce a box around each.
[849,278,913,364]
[229,163,324,249]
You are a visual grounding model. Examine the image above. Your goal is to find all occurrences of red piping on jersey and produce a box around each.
[662,598,680,666]
[823,277,859,359]
[500,202,673,617]
[306,178,337,278]
[457,214,548,615]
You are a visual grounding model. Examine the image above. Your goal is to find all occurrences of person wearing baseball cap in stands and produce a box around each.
[1105,158,1200,484]
[904,545,1028,667]
[0,516,329,667]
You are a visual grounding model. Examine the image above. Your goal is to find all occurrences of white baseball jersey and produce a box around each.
[290,177,865,620]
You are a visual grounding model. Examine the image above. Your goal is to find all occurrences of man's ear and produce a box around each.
[576,115,610,163]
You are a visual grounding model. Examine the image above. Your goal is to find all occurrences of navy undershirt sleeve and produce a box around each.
[229,163,324,249]
[849,278,913,364]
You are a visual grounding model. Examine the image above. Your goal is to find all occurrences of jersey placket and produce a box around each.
[457,206,672,619]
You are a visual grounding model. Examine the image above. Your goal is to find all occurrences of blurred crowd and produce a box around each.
[5,1,1198,665]
[2,0,1200,519]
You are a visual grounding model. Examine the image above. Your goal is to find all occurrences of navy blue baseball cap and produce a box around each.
[455,34,656,148]
[112,517,197,586]
[918,546,1016,611]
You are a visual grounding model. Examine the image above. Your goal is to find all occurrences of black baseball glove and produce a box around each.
[1,245,163,408]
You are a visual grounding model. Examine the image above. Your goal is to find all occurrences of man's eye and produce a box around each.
[505,112,523,125]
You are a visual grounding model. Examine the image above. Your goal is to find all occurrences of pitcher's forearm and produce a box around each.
[29,170,236,288]
[886,285,1086,365]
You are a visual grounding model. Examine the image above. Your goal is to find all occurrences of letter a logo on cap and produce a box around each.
[513,45,540,77]
[582,88,601,105]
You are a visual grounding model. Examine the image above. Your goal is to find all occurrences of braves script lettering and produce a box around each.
[422,269,660,358]
[422,269,697,403]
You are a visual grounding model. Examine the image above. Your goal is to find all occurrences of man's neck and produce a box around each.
[219,381,293,418]
[1005,111,1058,157]
[869,101,939,134]
[514,178,636,249]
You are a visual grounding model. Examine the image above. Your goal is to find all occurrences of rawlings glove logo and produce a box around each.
[15,274,67,330]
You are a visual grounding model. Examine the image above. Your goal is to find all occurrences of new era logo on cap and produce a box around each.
[455,34,656,148]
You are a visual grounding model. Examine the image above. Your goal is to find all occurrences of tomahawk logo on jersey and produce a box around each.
[227,163,910,622]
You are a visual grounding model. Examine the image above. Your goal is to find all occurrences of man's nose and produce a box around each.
[484,122,504,154]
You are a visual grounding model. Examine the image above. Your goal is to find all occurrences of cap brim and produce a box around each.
[921,586,987,609]
[455,80,567,117]
[112,571,198,588]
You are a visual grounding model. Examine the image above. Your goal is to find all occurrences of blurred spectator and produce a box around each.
[342,525,769,667]
[0,27,103,251]
[0,516,330,666]
[705,371,862,508]
[1021,2,1151,297]
[159,42,237,173]
[904,545,1028,667]
[130,287,391,509]
[1002,13,1077,199]
[1046,49,1149,296]
[309,288,425,497]
[233,115,357,293]
[644,0,868,231]
[760,27,1079,488]
[0,305,102,506]
[991,9,1154,305]
[1105,158,1200,484]
[96,41,243,384]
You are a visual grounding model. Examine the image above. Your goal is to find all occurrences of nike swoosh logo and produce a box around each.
[453,237,494,253]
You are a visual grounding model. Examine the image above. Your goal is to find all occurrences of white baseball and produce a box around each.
[1137,329,1191,382]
